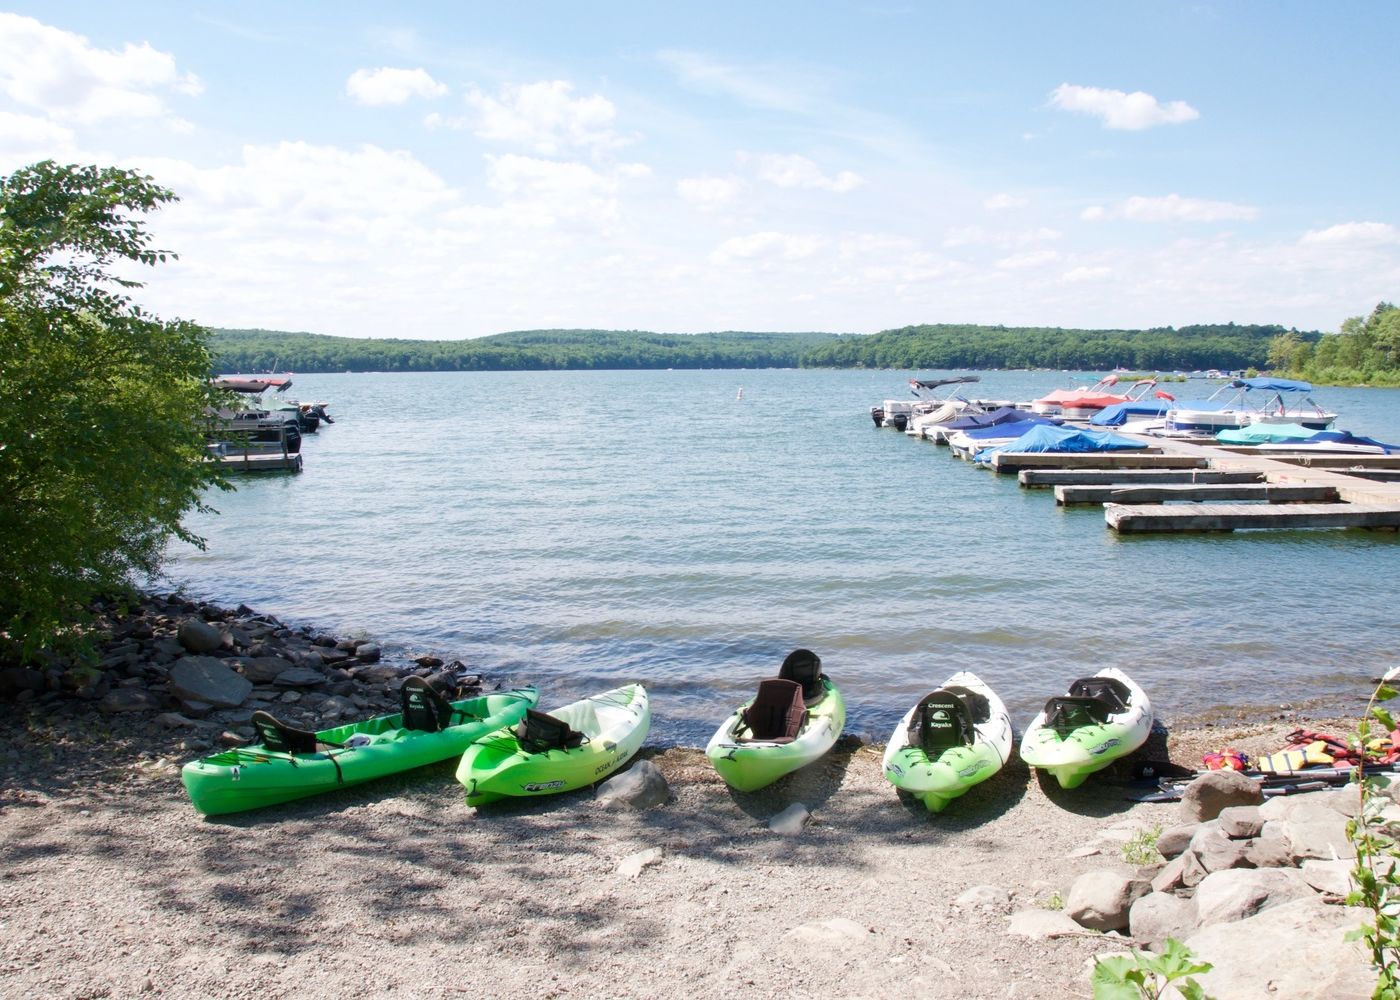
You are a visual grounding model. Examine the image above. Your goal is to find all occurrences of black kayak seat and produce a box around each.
[515,709,585,753]
[940,684,991,724]
[400,675,459,733]
[1067,676,1132,713]
[779,648,827,706]
[908,689,977,753]
[252,710,327,754]
[739,678,807,744]
[1044,695,1113,731]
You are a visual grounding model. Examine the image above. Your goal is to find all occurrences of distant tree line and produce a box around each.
[211,322,1318,375]
[1268,303,1400,386]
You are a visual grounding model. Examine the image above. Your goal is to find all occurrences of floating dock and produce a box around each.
[212,451,303,473]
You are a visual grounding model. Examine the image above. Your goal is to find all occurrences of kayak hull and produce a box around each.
[705,680,845,792]
[1019,668,1153,789]
[882,671,1013,812]
[456,684,650,805]
[180,687,538,816]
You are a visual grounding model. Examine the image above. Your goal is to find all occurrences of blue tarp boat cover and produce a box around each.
[1090,399,1173,426]
[958,416,1056,440]
[973,423,1150,463]
[1217,423,1396,452]
[944,406,1037,430]
[1233,377,1314,392]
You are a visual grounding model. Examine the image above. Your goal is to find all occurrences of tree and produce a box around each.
[0,161,221,658]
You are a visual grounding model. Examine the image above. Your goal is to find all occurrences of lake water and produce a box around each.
[168,369,1400,745]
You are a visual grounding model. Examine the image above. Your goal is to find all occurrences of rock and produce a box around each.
[1217,805,1264,839]
[1299,858,1358,896]
[318,695,356,720]
[354,665,401,685]
[1155,824,1198,860]
[414,655,444,668]
[98,689,162,713]
[1151,849,1208,893]
[1127,891,1197,951]
[168,656,252,709]
[955,885,1012,914]
[1182,898,1374,999]
[273,668,327,688]
[785,917,871,952]
[616,847,663,878]
[1246,834,1295,869]
[216,731,249,748]
[354,643,381,663]
[177,699,214,718]
[1065,871,1149,932]
[1179,770,1264,823]
[335,639,358,652]
[0,666,46,695]
[1190,826,1255,873]
[177,619,223,653]
[1285,816,1356,863]
[279,690,302,704]
[1193,868,1315,927]
[1067,844,1102,858]
[239,656,296,684]
[154,712,197,729]
[594,760,670,810]
[768,803,810,836]
[1006,909,1083,939]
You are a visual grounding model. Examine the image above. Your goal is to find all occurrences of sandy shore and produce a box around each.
[0,697,1367,1000]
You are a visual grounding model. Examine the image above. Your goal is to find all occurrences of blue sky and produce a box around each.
[2,2,1397,338]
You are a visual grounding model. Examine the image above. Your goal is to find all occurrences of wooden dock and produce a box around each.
[1019,469,1263,488]
[1055,483,1339,506]
[213,451,303,473]
[1106,502,1400,532]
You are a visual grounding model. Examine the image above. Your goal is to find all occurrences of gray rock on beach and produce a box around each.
[1193,868,1314,927]
[239,656,295,684]
[594,760,670,810]
[168,656,252,709]
[1064,871,1149,932]
[768,803,811,836]
[177,619,223,653]
[1127,891,1196,951]
[1006,909,1083,939]
[1179,769,1264,822]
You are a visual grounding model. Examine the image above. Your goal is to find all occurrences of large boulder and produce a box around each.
[594,760,670,810]
[98,688,162,713]
[1065,870,1150,932]
[168,656,251,709]
[1217,805,1264,839]
[273,667,327,688]
[1193,868,1314,927]
[1128,891,1196,951]
[1176,898,1373,999]
[177,618,223,653]
[1189,825,1254,873]
[1179,770,1264,823]
[239,656,295,684]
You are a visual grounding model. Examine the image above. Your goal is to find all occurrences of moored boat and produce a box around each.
[881,671,1013,812]
[1032,376,1157,419]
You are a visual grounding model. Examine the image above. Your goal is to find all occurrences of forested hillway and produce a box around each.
[211,322,1321,374]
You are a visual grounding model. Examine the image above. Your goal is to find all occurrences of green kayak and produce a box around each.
[1019,668,1153,789]
[705,650,845,793]
[455,683,650,806]
[181,680,538,816]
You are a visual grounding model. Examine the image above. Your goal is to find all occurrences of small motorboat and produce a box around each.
[1031,376,1158,419]
[882,671,1013,813]
[1168,378,1337,434]
[706,649,845,792]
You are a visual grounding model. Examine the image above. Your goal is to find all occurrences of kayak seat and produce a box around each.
[1044,695,1112,731]
[941,685,991,724]
[779,648,828,707]
[515,709,585,753]
[251,710,330,754]
[909,689,976,753]
[1068,676,1131,713]
[739,679,807,744]
[400,675,459,732]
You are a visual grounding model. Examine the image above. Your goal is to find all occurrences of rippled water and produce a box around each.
[169,369,1400,744]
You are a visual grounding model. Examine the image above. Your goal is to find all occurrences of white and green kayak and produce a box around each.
[455,683,650,806]
[1019,667,1153,789]
[705,649,845,793]
[881,671,1013,812]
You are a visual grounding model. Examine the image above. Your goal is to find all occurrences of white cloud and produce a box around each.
[1082,194,1258,223]
[677,175,742,207]
[0,12,202,125]
[1300,222,1400,246]
[461,81,627,155]
[995,249,1060,269]
[1049,83,1199,130]
[984,193,1028,211]
[1060,266,1113,283]
[0,110,76,164]
[942,225,988,248]
[1017,227,1062,244]
[747,153,862,193]
[345,67,448,106]
[711,231,825,262]
[657,50,815,114]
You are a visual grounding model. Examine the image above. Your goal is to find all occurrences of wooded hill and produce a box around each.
[210,323,1319,374]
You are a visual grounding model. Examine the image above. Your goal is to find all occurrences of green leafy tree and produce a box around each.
[0,161,221,658]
